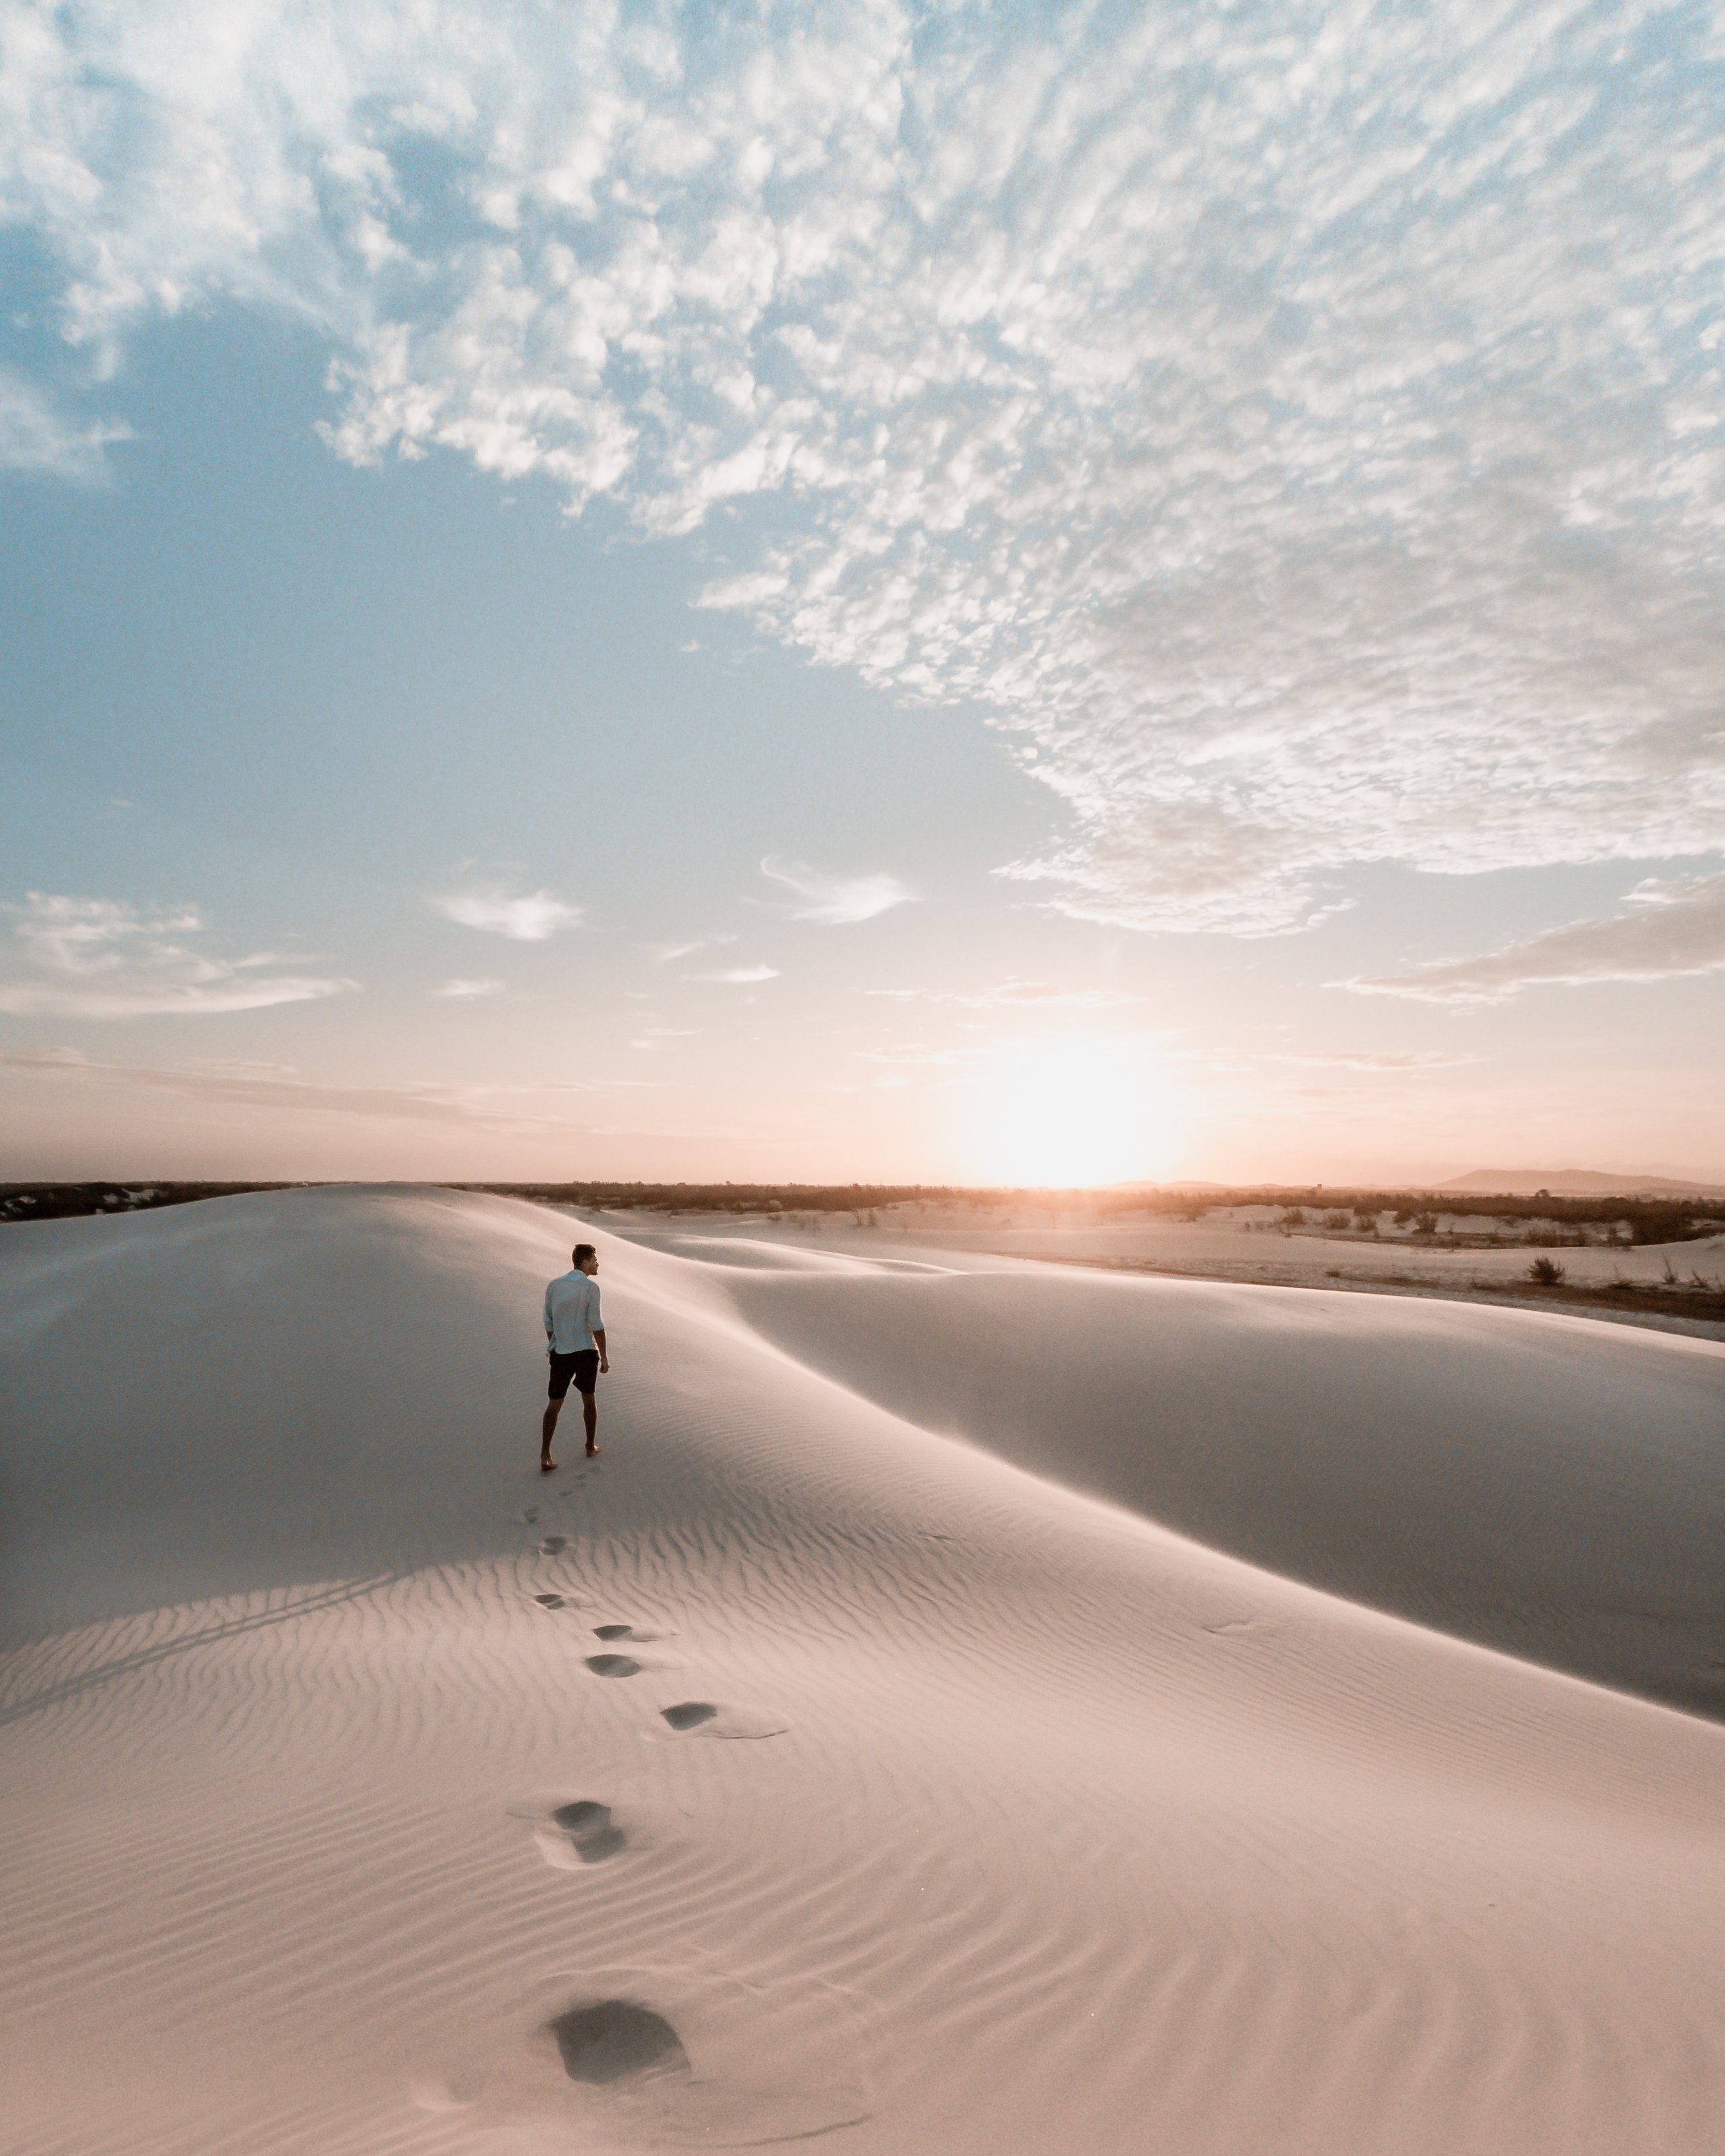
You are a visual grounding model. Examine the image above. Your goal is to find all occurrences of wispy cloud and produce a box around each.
[1343,872,1725,1005]
[429,886,581,941]
[759,857,915,926]
[648,934,736,965]
[868,980,1139,1010]
[0,369,129,483]
[688,964,780,985]
[0,1050,542,1129]
[5,7,1725,930]
[0,1048,654,1129]
[1274,1050,1479,1071]
[0,894,353,1017]
[432,976,505,999]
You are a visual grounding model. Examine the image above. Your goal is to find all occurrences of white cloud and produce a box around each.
[688,964,780,985]
[759,855,916,925]
[432,976,505,998]
[0,368,128,482]
[1343,872,1725,1005]
[647,934,736,964]
[0,894,354,1016]
[429,886,581,941]
[5,6,1725,930]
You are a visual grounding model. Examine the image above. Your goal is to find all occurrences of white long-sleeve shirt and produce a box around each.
[544,1272,603,1353]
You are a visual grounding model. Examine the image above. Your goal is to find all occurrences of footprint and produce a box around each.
[585,1653,642,1678]
[658,1700,790,1740]
[539,1534,569,1555]
[660,1701,717,1731]
[593,1622,673,1644]
[531,1592,567,1611]
[539,1798,627,1866]
[519,1506,541,1525]
[545,1999,688,2086]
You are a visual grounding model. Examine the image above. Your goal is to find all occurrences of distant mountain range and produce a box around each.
[1441,1169,1725,1198]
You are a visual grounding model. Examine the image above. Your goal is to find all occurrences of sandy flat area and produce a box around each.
[3,1186,1723,2155]
[623,1203,1725,1341]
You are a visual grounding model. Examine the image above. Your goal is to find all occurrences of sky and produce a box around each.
[1,0,1722,1189]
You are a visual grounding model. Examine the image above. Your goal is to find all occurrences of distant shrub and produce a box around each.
[1322,1209,1349,1230]
[1528,1257,1567,1285]
[1631,1209,1702,1246]
[1412,1211,1437,1236]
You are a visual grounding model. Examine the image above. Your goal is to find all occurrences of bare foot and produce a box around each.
[541,1457,557,1474]
[585,1444,601,1457]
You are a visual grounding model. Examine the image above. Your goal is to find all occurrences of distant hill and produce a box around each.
[1442,1168,1725,1198]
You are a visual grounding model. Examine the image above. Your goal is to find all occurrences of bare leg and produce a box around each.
[541,1395,563,1471]
[582,1391,600,1456]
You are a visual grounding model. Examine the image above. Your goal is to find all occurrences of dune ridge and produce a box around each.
[2,1187,1722,2154]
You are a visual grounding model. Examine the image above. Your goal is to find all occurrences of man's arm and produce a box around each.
[593,1325,609,1372]
[543,1282,555,1345]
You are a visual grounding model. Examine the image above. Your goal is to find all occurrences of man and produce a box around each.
[541,1242,610,1471]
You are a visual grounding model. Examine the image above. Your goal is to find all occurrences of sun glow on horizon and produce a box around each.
[964,1036,1182,1190]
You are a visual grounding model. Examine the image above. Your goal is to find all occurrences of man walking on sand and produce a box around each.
[541,1243,609,1472]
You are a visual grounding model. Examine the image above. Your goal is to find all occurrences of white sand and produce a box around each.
[3,1186,1722,2155]
[623,1202,1725,1339]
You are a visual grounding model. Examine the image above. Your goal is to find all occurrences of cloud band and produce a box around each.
[6,4,1724,932]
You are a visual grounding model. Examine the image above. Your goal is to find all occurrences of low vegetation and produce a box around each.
[0,1181,292,1223]
[500,1180,1725,1243]
[5,1177,1722,1247]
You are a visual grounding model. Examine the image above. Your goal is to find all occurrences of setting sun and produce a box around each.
[965,1036,1181,1188]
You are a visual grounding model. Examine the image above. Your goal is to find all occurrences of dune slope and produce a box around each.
[707,1255,1725,1715]
[2,1187,1722,2156]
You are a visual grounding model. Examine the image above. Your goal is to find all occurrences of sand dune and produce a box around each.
[3,1187,1722,2155]
[636,1203,1725,1339]
[701,1249,1725,1715]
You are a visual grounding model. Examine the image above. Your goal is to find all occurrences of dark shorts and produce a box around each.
[548,1347,600,1400]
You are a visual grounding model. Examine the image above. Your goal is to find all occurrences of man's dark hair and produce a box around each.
[573,1243,597,1265]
